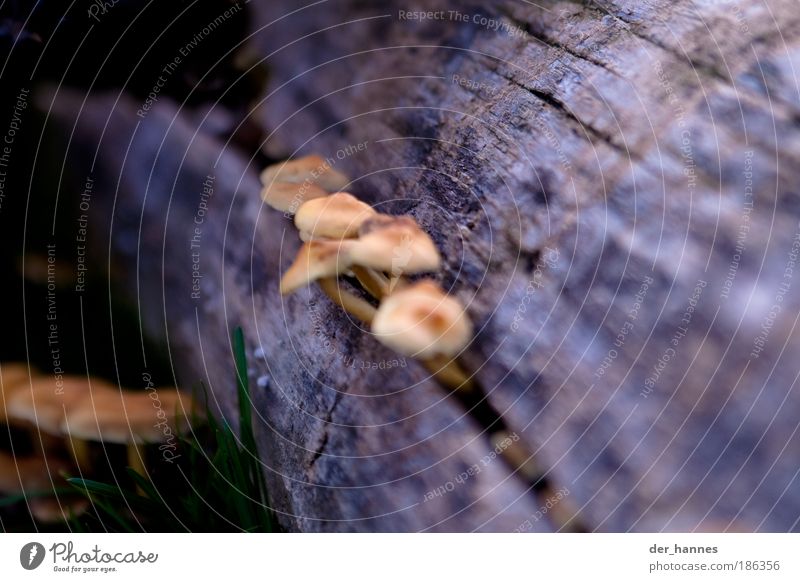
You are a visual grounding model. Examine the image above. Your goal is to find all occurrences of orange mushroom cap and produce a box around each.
[350,215,441,275]
[371,280,472,359]
[279,240,354,295]
[6,376,117,435]
[260,181,328,214]
[0,362,36,424]
[294,192,375,239]
[260,155,350,193]
[61,388,192,445]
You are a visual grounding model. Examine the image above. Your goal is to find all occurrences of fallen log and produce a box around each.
[49,0,800,531]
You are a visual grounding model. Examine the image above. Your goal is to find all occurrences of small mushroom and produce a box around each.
[372,280,471,358]
[294,194,388,297]
[0,451,87,523]
[60,388,192,478]
[2,364,69,457]
[261,181,328,214]
[294,192,375,239]
[1,363,36,424]
[279,240,353,295]
[6,375,116,465]
[6,376,110,434]
[372,280,473,390]
[280,241,377,323]
[29,496,91,524]
[260,154,350,192]
[1,362,34,388]
[350,216,441,281]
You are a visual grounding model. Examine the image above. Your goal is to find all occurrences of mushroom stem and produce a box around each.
[318,277,377,323]
[352,266,390,299]
[386,274,410,294]
[127,444,147,479]
[68,436,91,473]
[126,444,148,495]
[421,354,474,392]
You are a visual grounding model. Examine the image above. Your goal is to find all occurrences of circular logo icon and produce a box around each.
[20,542,46,570]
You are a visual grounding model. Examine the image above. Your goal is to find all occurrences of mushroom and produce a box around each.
[372,280,471,358]
[28,496,90,524]
[60,388,192,478]
[0,451,87,523]
[371,280,473,390]
[294,194,389,297]
[280,241,377,324]
[1,362,34,387]
[279,240,353,295]
[260,154,350,193]
[1,363,63,456]
[351,216,441,291]
[6,375,117,465]
[294,192,375,239]
[1,362,35,425]
[261,181,329,215]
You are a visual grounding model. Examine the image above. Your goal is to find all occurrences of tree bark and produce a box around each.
[52,0,800,531]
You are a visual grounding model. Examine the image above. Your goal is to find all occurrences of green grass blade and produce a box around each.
[90,497,136,533]
[232,326,272,530]
[125,469,163,503]
[233,327,255,449]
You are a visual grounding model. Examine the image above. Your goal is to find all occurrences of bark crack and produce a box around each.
[496,7,626,79]
[308,384,344,470]
[498,71,645,166]
[556,0,735,85]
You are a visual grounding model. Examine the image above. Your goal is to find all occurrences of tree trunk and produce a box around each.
[52,0,800,531]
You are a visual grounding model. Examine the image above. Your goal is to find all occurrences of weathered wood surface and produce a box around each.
[53,0,800,531]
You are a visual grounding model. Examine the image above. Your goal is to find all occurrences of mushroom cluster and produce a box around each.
[261,155,474,391]
[0,362,192,522]
[262,156,587,531]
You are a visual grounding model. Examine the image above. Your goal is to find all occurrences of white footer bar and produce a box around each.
[0,533,796,581]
